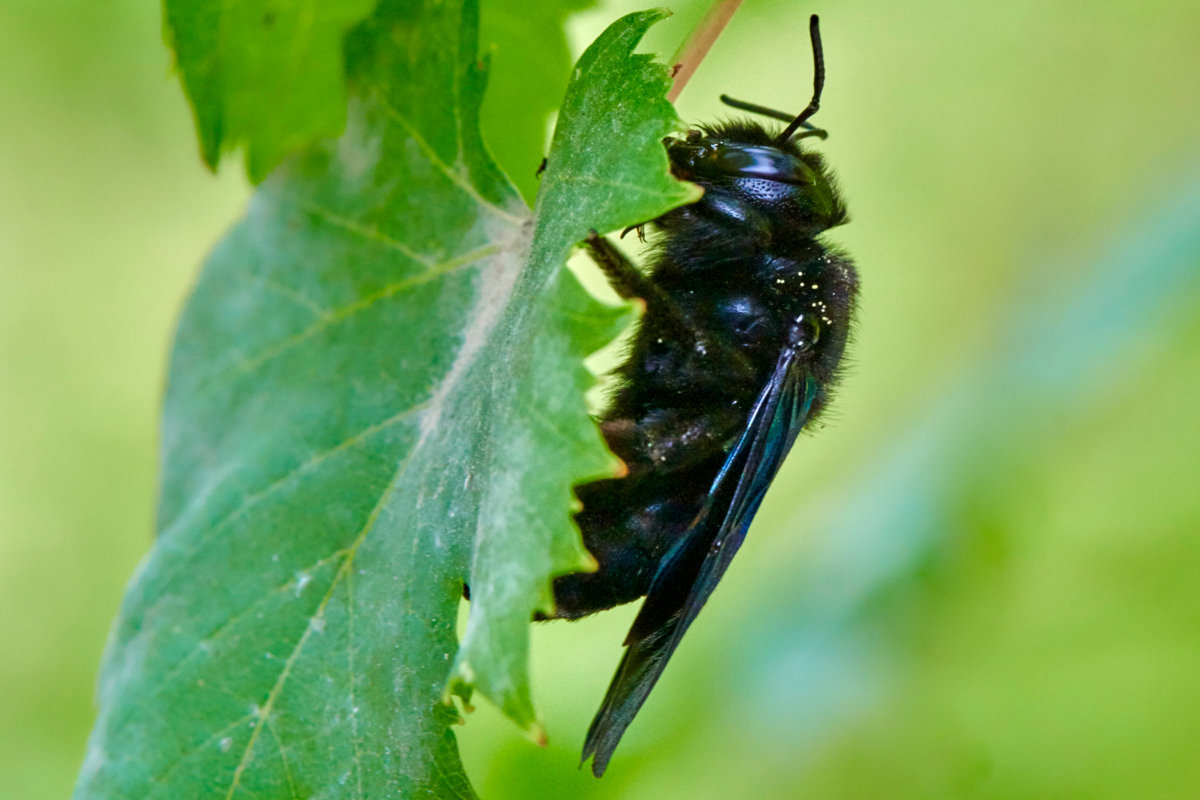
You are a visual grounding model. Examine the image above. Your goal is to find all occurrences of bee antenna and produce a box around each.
[719,95,794,123]
[776,15,826,144]
[719,97,828,138]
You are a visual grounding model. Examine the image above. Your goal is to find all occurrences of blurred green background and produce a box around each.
[3,0,1199,798]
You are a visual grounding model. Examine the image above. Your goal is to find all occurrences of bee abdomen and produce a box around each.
[552,460,721,619]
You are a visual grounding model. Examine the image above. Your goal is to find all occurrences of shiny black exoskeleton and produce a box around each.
[548,16,860,776]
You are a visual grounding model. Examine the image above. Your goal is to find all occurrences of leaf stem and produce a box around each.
[666,0,745,103]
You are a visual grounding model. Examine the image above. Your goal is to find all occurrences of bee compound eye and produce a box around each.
[685,129,703,143]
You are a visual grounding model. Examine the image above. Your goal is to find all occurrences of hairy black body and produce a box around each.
[546,17,860,776]
[555,124,855,618]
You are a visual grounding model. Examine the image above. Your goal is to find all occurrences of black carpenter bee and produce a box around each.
[546,15,859,776]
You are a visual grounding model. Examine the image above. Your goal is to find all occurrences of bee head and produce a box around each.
[666,130,846,236]
[664,15,846,237]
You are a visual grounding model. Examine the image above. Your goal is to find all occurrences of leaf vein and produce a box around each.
[161,401,428,546]
[206,246,496,387]
[222,428,421,800]
[139,549,349,703]
[265,716,299,800]
[365,82,527,225]
[250,275,331,317]
[302,204,438,269]
[144,713,257,797]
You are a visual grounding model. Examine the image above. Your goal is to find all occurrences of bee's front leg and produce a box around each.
[584,230,674,307]
[583,231,752,378]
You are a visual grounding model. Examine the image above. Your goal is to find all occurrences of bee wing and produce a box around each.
[582,350,818,776]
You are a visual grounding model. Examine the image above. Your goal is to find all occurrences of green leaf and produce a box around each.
[164,0,377,181]
[449,6,701,731]
[75,2,697,797]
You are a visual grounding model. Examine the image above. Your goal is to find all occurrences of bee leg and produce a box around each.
[585,231,712,350]
[584,230,660,303]
[584,231,754,378]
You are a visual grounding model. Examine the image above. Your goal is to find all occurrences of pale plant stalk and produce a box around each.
[667,0,745,102]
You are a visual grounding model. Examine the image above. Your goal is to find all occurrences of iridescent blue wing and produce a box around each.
[583,350,819,776]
